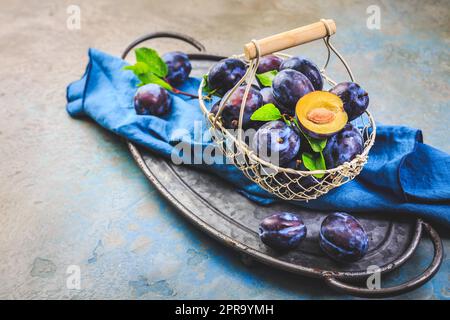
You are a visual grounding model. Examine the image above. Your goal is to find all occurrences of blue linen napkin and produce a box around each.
[67,49,450,228]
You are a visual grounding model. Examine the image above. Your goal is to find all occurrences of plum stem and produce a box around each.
[281,114,292,126]
[170,88,198,99]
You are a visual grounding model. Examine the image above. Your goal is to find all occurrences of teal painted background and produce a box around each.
[0,0,448,299]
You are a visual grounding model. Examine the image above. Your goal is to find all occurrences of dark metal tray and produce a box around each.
[122,32,443,298]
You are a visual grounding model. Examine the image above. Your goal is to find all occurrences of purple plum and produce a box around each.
[319,212,369,262]
[259,212,307,250]
[280,56,323,90]
[252,120,300,166]
[134,84,171,116]
[213,86,263,129]
[278,158,318,193]
[208,58,246,96]
[257,54,283,74]
[260,87,277,106]
[323,123,364,168]
[329,82,369,121]
[162,51,192,86]
[272,69,314,115]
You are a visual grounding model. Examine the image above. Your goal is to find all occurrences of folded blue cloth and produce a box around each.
[67,49,450,228]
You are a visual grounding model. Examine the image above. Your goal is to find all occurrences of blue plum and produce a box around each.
[280,56,323,90]
[259,212,307,250]
[214,86,263,129]
[323,123,363,169]
[252,120,300,166]
[257,54,283,74]
[275,158,319,197]
[319,212,369,262]
[134,83,171,116]
[208,58,246,95]
[329,82,369,121]
[281,159,317,190]
[162,51,192,86]
[259,87,277,106]
[210,100,220,115]
[272,69,314,115]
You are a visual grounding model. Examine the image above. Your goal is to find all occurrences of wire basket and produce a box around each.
[198,19,376,201]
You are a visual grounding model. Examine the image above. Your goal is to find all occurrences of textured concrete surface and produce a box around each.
[0,0,449,299]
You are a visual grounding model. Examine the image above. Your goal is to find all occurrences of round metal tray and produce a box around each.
[122,32,443,298]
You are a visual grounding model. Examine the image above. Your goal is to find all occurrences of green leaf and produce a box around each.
[146,73,173,91]
[302,153,316,171]
[123,61,173,90]
[292,118,328,152]
[123,61,151,75]
[250,103,282,121]
[123,62,153,86]
[202,74,219,96]
[135,47,168,78]
[302,152,326,178]
[255,70,278,87]
[135,74,152,87]
[307,136,328,153]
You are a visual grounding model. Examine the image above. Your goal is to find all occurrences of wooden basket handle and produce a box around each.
[244,19,336,60]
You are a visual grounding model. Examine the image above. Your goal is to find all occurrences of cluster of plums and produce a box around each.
[259,211,369,263]
[209,54,370,171]
[134,51,192,116]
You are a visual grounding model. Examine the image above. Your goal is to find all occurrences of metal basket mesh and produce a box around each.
[198,31,376,201]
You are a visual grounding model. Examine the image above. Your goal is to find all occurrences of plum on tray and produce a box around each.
[259,212,307,250]
[319,212,369,263]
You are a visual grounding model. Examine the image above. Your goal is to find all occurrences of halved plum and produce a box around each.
[295,91,348,139]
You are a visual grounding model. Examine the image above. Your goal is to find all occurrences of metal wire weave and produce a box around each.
[198,26,376,201]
